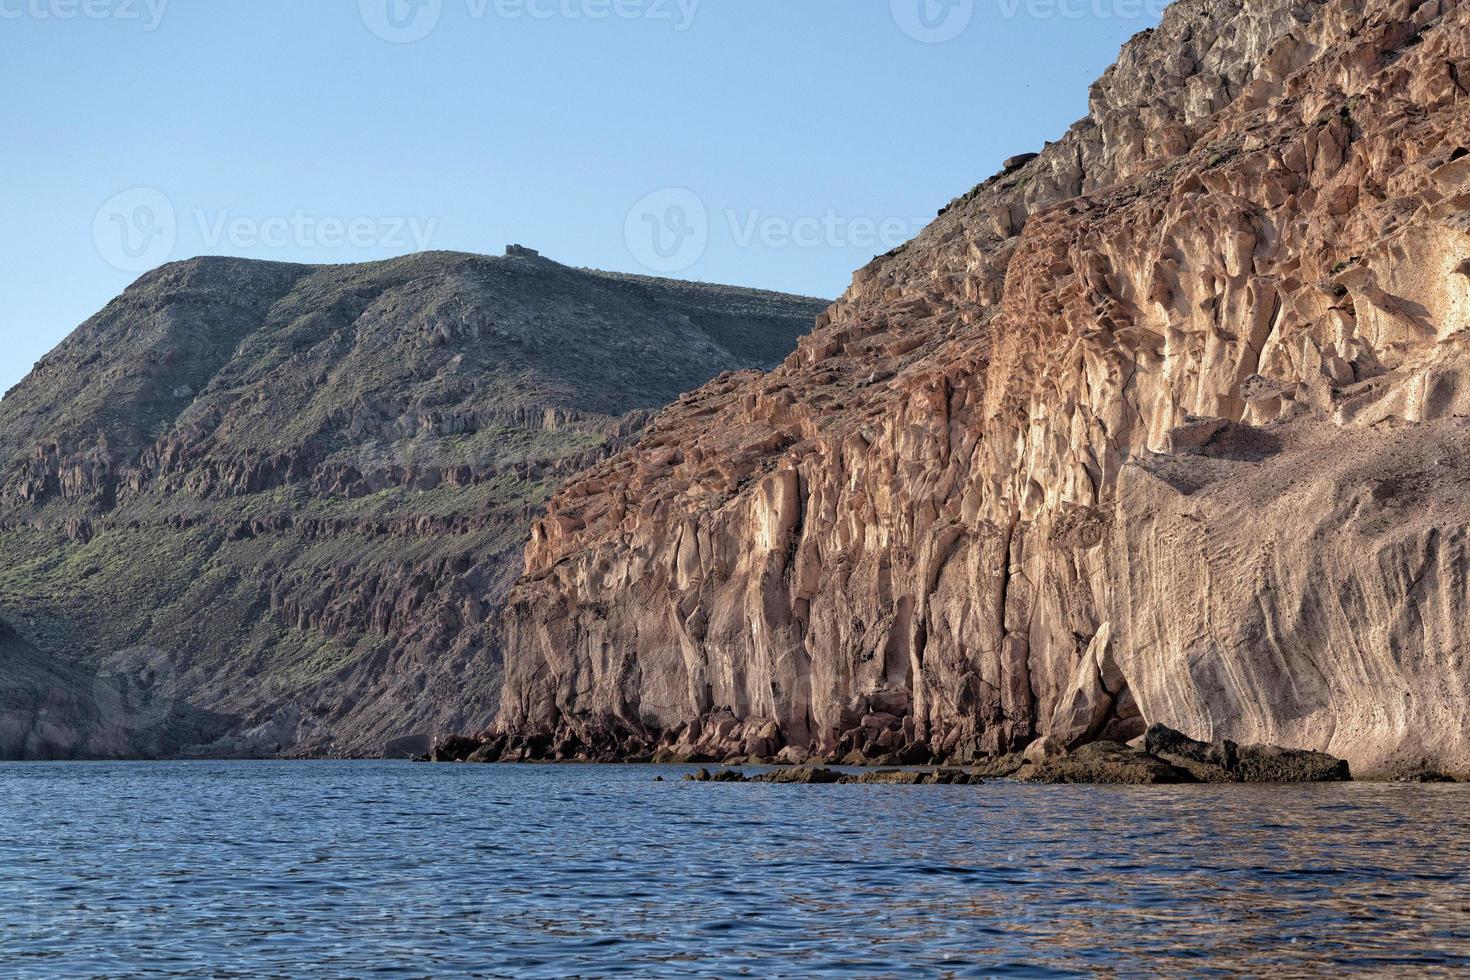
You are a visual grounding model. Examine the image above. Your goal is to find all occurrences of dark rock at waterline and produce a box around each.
[852,769,928,785]
[425,724,1350,787]
[1231,744,1352,783]
[1017,727,1352,784]
[681,766,985,785]
[849,768,983,785]
[683,768,749,783]
[1021,741,1194,785]
[383,735,432,759]
[1144,724,1351,783]
[1396,770,1458,783]
[754,766,845,784]
[429,735,486,763]
[465,744,502,764]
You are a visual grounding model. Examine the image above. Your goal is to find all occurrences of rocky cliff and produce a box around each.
[0,249,825,758]
[499,0,1470,775]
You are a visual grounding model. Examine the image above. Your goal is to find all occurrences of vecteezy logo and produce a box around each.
[93,187,177,273]
[90,647,180,742]
[625,188,709,274]
[891,0,974,42]
[359,0,442,42]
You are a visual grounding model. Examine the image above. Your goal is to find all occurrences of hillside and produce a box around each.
[498,0,1470,775]
[0,248,826,758]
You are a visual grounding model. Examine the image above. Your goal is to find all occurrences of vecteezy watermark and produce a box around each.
[359,0,699,43]
[891,0,973,42]
[90,646,180,738]
[624,187,709,274]
[624,187,924,275]
[996,0,1169,17]
[93,187,177,273]
[0,0,169,30]
[358,0,441,43]
[893,0,1167,41]
[193,210,438,252]
[93,187,439,273]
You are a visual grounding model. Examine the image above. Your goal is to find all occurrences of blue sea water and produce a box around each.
[0,762,1467,977]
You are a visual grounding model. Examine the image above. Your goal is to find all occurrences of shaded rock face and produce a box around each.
[0,251,825,759]
[500,0,1470,775]
[0,618,230,760]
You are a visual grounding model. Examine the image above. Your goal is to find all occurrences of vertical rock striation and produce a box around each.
[500,0,1470,774]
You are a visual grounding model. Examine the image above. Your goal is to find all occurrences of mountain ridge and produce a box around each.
[0,248,827,759]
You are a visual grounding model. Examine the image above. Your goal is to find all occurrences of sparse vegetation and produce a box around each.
[0,251,825,756]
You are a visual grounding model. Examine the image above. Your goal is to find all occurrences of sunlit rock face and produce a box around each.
[499,0,1470,774]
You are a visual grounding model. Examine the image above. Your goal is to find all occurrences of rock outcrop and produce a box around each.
[499,0,1470,775]
[681,766,984,785]
[0,250,825,759]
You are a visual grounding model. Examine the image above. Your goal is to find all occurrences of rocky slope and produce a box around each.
[0,615,226,760]
[499,0,1470,775]
[0,249,825,759]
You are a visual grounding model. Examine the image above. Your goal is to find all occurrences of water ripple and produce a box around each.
[0,763,1467,976]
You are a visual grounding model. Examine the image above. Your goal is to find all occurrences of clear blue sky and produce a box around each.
[0,0,1164,396]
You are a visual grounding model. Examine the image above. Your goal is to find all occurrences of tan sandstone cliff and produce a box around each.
[498,0,1470,775]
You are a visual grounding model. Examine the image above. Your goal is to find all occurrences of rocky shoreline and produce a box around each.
[419,723,1397,785]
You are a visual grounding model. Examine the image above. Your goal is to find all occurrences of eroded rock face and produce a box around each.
[0,251,824,759]
[500,0,1470,775]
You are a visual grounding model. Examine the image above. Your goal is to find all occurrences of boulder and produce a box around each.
[682,767,750,782]
[429,735,485,763]
[852,769,928,785]
[1396,771,1457,783]
[752,766,844,784]
[774,745,811,766]
[850,768,984,785]
[1145,725,1350,783]
[1023,735,1068,765]
[711,768,749,782]
[465,744,501,764]
[1020,741,1192,784]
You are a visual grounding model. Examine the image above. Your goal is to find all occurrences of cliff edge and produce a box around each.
[499,0,1470,775]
